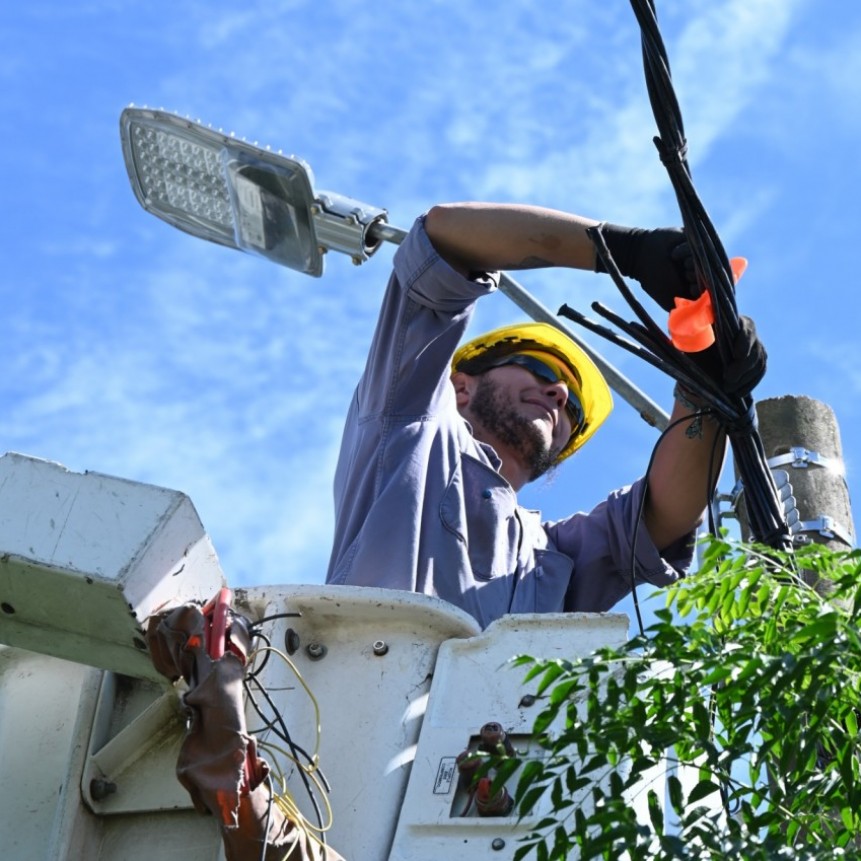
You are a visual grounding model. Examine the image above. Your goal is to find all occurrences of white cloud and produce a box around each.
[674,0,805,154]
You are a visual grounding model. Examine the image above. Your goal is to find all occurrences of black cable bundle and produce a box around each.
[559,0,792,551]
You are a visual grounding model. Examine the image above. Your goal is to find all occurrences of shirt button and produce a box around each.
[482,489,493,499]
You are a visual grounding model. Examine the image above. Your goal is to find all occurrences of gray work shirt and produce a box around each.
[326,215,693,629]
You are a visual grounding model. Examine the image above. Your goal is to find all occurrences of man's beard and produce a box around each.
[469,375,559,482]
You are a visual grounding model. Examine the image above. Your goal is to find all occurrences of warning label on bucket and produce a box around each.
[434,756,457,794]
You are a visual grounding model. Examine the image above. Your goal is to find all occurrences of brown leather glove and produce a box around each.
[146,605,346,861]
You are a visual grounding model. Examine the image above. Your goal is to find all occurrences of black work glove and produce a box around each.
[596,223,696,311]
[690,316,767,399]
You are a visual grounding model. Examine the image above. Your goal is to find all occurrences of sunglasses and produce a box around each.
[488,354,585,434]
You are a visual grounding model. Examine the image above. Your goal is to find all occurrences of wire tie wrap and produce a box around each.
[653,135,688,166]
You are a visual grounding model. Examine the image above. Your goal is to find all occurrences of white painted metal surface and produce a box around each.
[238,583,481,861]
[0,453,225,681]
[0,647,100,857]
[387,612,648,859]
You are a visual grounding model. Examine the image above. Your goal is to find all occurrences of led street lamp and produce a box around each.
[120,107,388,276]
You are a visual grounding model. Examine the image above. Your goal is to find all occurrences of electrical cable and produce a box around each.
[627,409,717,638]
[569,0,799,640]
[581,3,802,830]
[244,673,329,837]
[560,0,792,553]
[245,677,322,782]
[248,645,324,763]
[257,737,335,836]
[243,634,333,843]
[634,0,789,551]
[246,613,303,677]
[246,629,273,678]
[705,420,726,538]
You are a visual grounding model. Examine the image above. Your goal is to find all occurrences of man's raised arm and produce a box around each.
[424,201,767,551]
[424,203,599,276]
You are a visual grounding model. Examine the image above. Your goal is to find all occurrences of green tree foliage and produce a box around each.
[504,537,861,860]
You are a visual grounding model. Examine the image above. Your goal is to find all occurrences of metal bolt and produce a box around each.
[372,640,388,656]
[285,628,300,655]
[90,778,117,801]
[480,722,505,746]
[306,642,327,660]
[480,721,515,756]
[491,838,506,851]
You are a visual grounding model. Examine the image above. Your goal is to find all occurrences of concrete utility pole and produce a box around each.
[735,395,855,590]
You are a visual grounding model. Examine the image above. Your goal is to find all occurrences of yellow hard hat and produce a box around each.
[452,322,613,461]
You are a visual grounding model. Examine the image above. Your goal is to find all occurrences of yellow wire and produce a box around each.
[245,643,334,851]
[261,744,331,855]
[248,644,323,765]
[257,737,335,834]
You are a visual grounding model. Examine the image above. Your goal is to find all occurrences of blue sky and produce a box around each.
[2,1,859,615]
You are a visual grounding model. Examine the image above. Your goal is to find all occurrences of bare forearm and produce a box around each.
[424,202,599,276]
[644,395,727,551]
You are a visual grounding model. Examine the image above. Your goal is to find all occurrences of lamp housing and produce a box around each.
[120,107,387,276]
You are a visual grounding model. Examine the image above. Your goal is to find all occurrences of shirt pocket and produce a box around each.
[439,455,519,581]
[531,548,575,613]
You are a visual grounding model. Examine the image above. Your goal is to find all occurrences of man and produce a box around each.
[326,202,763,628]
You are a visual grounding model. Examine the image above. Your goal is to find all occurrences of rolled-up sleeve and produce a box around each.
[545,477,695,613]
[357,215,499,419]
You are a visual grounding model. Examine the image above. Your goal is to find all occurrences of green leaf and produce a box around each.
[735,583,752,618]
[549,677,581,706]
[518,786,547,816]
[735,657,763,685]
[796,614,838,644]
[647,788,664,835]
[533,706,560,735]
[534,661,566,695]
[667,775,683,812]
[687,780,721,804]
[581,754,607,775]
[513,844,536,861]
[516,758,545,787]
[490,756,521,792]
[701,665,733,686]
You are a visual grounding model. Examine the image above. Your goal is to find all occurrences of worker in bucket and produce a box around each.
[325,203,766,628]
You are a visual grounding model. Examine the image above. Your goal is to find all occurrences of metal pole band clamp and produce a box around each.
[790,515,854,547]
[767,447,845,478]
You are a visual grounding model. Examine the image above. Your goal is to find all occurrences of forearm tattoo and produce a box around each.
[502,256,555,270]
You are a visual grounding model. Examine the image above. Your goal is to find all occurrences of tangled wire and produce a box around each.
[559,0,792,552]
